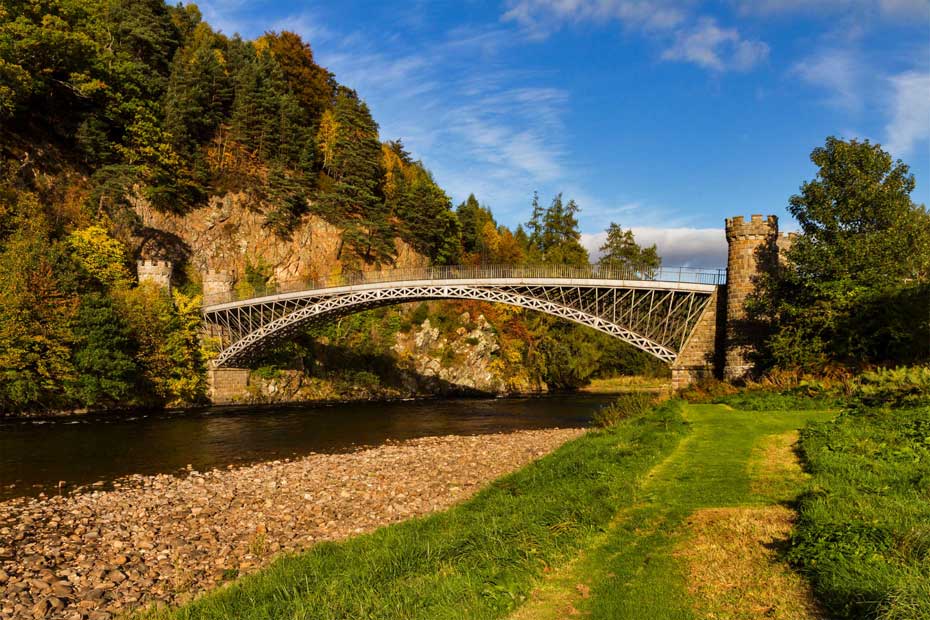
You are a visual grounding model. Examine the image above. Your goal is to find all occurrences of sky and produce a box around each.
[193,0,930,267]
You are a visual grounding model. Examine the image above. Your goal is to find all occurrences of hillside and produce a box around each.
[0,0,665,414]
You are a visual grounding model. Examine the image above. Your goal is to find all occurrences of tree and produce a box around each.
[316,87,394,266]
[0,214,78,411]
[527,193,588,266]
[69,293,138,406]
[749,137,930,371]
[67,225,131,288]
[597,222,661,276]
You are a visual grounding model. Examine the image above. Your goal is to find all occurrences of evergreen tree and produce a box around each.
[597,222,661,276]
[316,87,394,265]
[69,293,138,406]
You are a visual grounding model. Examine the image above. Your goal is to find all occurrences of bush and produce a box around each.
[713,389,844,411]
[592,392,655,427]
[854,366,930,408]
[678,377,738,403]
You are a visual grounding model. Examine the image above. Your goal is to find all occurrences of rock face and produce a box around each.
[132,191,428,285]
[0,428,583,620]
[394,313,506,394]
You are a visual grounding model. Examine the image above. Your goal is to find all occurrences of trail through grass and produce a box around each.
[513,404,833,619]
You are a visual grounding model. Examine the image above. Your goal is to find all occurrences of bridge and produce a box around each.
[202,264,726,383]
[191,213,792,398]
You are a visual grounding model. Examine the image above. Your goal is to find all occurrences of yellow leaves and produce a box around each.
[68,225,131,287]
[317,109,339,173]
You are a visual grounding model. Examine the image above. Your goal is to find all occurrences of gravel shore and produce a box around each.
[0,428,584,620]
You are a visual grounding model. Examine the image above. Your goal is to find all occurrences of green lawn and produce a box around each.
[146,401,836,620]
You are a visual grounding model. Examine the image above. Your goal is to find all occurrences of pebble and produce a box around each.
[0,428,583,619]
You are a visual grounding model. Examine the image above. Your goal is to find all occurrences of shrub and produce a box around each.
[854,366,930,408]
[678,377,738,403]
[713,389,844,411]
[592,392,655,427]
[790,405,930,618]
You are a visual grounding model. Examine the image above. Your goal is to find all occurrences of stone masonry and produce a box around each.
[136,259,172,289]
[203,270,236,306]
[207,367,251,404]
[670,287,725,389]
[722,214,795,380]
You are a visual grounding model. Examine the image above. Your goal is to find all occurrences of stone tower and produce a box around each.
[137,259,173,289]
[203,270,236,306]
[723,214,793,380]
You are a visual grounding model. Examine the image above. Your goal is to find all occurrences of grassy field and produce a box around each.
[581,375,671,393]
[146,397,844,619]
[790,404,930,619]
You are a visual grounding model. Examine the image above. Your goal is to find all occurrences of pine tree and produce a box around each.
[597,222,661,276]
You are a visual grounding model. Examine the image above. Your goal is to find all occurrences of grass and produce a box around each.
[582,375,671,393]
[533,403,833,619]
[141,401,690,620]
[789,404,930,619]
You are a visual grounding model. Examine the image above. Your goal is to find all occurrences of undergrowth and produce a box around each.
[790,403,930,619]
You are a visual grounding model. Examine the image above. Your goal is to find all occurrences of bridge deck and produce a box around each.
[203,277,719,312]
[203,265,725,311]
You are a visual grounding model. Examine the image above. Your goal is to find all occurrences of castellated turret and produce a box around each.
[203,270,236,306]
[136,259,173,290]
[723,214,779,380]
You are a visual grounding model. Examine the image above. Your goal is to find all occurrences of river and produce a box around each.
[0,393,615,500]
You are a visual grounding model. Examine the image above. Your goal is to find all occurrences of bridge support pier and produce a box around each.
[207,367,251,404]
[670,287,725,389]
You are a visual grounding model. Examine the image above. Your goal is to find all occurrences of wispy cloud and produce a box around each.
[733,0,930,19]
[306,25,573,225]
[885,71,930,157]
[502,0,768,72]
[662,18,769,72]
[791,48,863,110]
[502,0,687,38]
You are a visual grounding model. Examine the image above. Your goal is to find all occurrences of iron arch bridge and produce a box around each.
[203,265,726,369]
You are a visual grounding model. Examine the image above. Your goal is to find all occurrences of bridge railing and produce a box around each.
[210,264,727,305]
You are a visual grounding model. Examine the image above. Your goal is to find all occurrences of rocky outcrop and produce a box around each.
[393,313,506,394]
[131,192,428,285]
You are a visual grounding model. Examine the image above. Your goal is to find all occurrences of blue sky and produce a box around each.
[195,0,929,267]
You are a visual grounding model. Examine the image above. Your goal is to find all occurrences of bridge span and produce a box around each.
[202,265,726,383]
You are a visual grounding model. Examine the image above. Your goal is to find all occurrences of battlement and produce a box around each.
[725,214,778,241]
[203,269,236,305]
[137,259,173,288]
[204,270,236,282]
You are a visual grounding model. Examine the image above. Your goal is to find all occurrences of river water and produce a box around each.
[0,393,615,500]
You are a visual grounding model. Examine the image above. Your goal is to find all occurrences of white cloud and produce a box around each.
[502,0,687,37]
[885,71,930,157]
[581,227,727,268]
[734,0,930,18]
[791,48,863,110]
[661,18,769,72]
[503,0,768,73]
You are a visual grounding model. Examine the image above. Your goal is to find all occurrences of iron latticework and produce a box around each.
[203,265,724,369]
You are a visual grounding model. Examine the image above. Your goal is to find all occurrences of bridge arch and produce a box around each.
[202,266,724,371]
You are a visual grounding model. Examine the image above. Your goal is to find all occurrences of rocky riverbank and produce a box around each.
[0,428,584,619]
